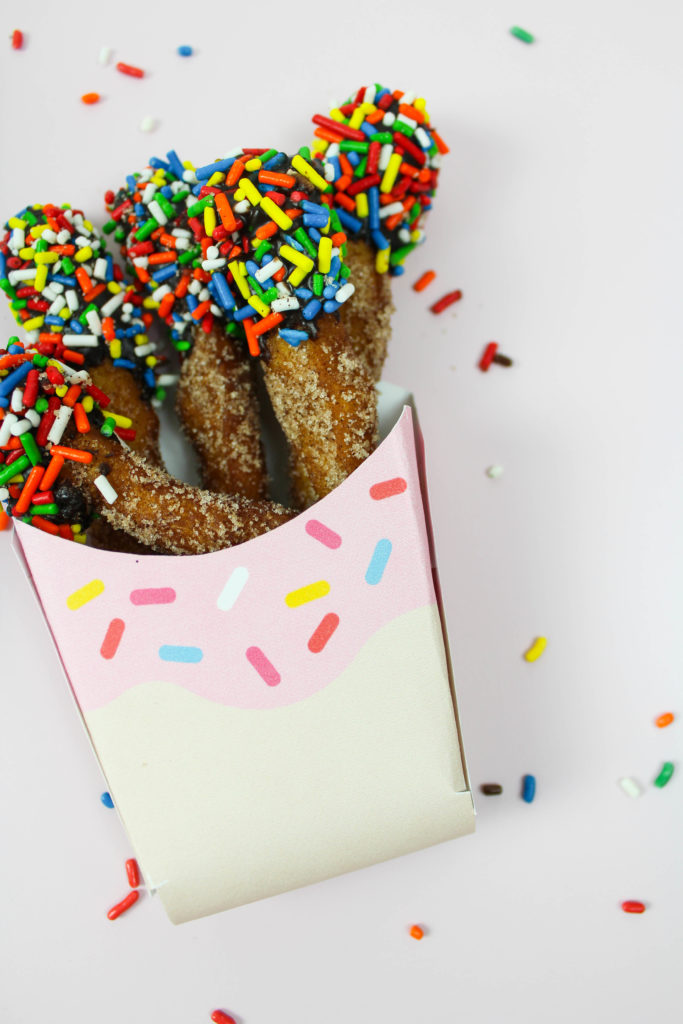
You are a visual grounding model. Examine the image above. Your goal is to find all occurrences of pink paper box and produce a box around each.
[12,384,474,924]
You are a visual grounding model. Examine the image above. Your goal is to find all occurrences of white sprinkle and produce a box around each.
[94,475,118,504]
[402,89,416,104]
[10,228,25,252]
[47,406,72,445]
[172,227,192,238]
[61,334,99,348]
[132,256,149,269]
[326,143,340,159]
[205,245,220,260]
[210,303,221,316]
[8,269,38,285]
[324,162,335,182]
[10,388,24,413]
[85,310,103,336]
[335,282,355,303]
[217,566,249,611]
[271,297,300,313]
[378,143,393,171]
[198,287,210,302]
[43,284,63,300]
[148,200,168,226]
[142,183,157,204]
[100,292,124,317]
[0,414,17,446]
[486,465,504,479]
[25,408,40,428]
[380,202,404,219]
[382,112,396,128]
[618,777,643,799]
[139,115,156,133]
[134,342,156,357]
[174,236,190,250]
[414,126,431,150]
[398,228,411,243]
[396,113,417,130]
[233,199,250,214]
[156,374,179,387]
[65,290,80,313]
[255,258,283,283]
[152,284,171,302]
[93,258,108,280]
[187,279,202,296]
[182,169,198,184]
[41,229,58,244]
[98,45,112,65]
[10,418,32,437]
[363,85,376,105]
[0,487,9,502]
[56,229,71,245]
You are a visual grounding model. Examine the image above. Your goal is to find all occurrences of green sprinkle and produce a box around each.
[260,149,278,163]
[175,340,191,352]
[23,209,37,226]
[187,196,214,218]
[61,256,75,274]
[101,418,116,437]
[510,25,534,43]
[312,273,324,297]
[261,286,278,305]
[135,218,159,241]
[35,238,49,253]
[172,189,191,204]
[79,302,97,328]
[339,141,369,154]
[29,503,58,516]
[247,275,266,299]
[156,193,175,219]
[354,155,368,178]
[114,227,126,243]
[155,387,167,402]
[340,264,351,279]
[253,241,272,262]
[654,762,674,788]
[35,396,48,412]
[370,132,393,144]
[0,455,30,486]
[10,299,27,311]
[329,210,343,235]
[225,322,240,336]
[393,120,415,138]
[409,201,421,222]
[390,243,417,266]
[32,354,49,368]
[20,433,42,467]
[294,228,317,259]
[0,279,18,300]
[102,220,117,235]
[298,146,311,160]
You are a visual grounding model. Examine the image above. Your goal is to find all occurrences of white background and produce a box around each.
[1,1,681,1021]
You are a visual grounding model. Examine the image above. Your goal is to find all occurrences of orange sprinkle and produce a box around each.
[32,516,60,536]
[148,251,177,265]
[413,270,436,293]
[73,403,90,434]
[61,350,85,365]
[135,265,150,284]
[409,925,424,940]
[252,312,284,337]
[254,221,278,240]
[215,191,239,233]
[258,171,297,188]
[0,506,9,531]
[15,466,46,516]
[159,232,178,249]
[62,385,81,408]
[655,712,675,728]
[158,292,175,319]
[102,316,115,342]
[225,159,245,188]
[243,318,260,357]
[174,274,190,299]
[432,130,449,155]
[82,283,106,304]
[365,109,384,124]
[399,103,425,124]
[40,454,65,491]
[75,267,92,293]
[48,445,93,465]
[314,126,344,144]
[81,92,100,105]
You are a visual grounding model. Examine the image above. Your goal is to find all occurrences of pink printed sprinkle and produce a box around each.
[308,613,340,653]
[369,477,407,500]
[305,519,342,549]
[130,587,176,605]
[246,646,281,687]
[100,618,125,659]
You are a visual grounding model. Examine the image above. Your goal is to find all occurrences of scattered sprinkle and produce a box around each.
[654,761,674,788]
[100,791,114,808]
[618,777,642,799]
[116,61,144,79]
[211,1012,236,1024]
[177,45,193,57]
[217,567,249,611]
[139,115,156,133]
[98,46,112,65]
[409,925,424,940]
[413,270,436,292]
[479,342,498,371]
[94,474,118,504]
[524,636,547,662]
[486,465,504,479]
[510,26,535,44]
[107,889,140,920]
[480,783,503,795]
[81,92,100,105]
[655,712,674,728]
[621,900,646,914]
[431,289,462,314]
[492,351,513,367]
[125,858,141,888]
[522,774,536,803]
[11,29,23,50]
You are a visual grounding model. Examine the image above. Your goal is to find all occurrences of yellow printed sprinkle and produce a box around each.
[66,579,105,610]
[285,581,331,608]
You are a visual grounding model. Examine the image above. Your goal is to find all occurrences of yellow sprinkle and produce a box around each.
[233,188,245,202]
[291,154,330,192]
[414,97,426,112]
[81,396,94,413]
[7,473,25,485]
[134,334,147,346]
[22,316,45,331]
[239,176,262,206]
[244,158,262,172]
[376,248,390,274]
[34,251,59,265]
[182,160,195,170]
[248,295,270,318]
[19,247,36,259]
[107,281,121,294]
[410,229,422,243]
[142,298,159,310]
[8,217,27,229]
[329,108,345,123]
[355,193,369,219]
[66,579,105,610]
[204,206,217,236]
[259,196,293,231]
[229,260,251,300]
[57,307,69,320]
[289,264,314,288]
[109,339,122,359]
[34,265,48,292]
[380,152,403,194]
[145,355,157,367]
[151,172,166,186]
[524,637,547,663]
[318,236,332,274]
[54,385,68,398]
[82,219,94,232]
[74,246,93,263]
[29,225,46,238]
[279,244,312,269]
[50,326,63,333]
[73,533,87,544]
[207,171,225,187]
[71,524,82,534]
[319,217,330,235]
[348,108,365,130]
[312,137,330,153]
[285,581,331,608]
[108,412,132,428]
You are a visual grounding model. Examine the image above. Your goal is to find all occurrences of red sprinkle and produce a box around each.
[11,29,23,50]
[479,342,498,372]
[116,61,144,78]
[622,901,646,914]
[430,289,462,314]
[413,270,436,293]
[125,858,141,888]
[211,1013,237,1024]
[101,619,125,660]
[107,890,140,920]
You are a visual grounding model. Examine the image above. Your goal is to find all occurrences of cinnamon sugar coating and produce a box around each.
[341,240,394,382]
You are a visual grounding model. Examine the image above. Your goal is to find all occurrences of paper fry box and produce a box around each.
[12,385,474,924]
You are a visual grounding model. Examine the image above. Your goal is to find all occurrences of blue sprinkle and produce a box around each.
[105,254,114,281]
[245,260,260,278]
[160,185,173,199]
[8,344,24,354]
[177,45,193,57]
[322,285,337,299]
[185,293,198,313]
[360,121,376,139]
[295,288,313,301]
[212,272,236,310]
[347,151,361,167]
[100,792,114,809]
[113,359,137,370]
[368,187,380,229]
[152,265,176,284]
[327,156,342,181]
[365,539,392,586]
[159,645,203,664]
[259,253,274,267]
[371,229,388,251]
[134,203,145,218]
[307,227,322,244]
[191,183,203,196]
[279,329,308,347]
[522,775,536,803]
[195,157,236,181]
[126,174,138,192]
[390,265,405,277]
[375,87,390,101]
[303,213,329,228]
[0,252,6,278]
[283,234,305,254]
[0,397,8,409]
[329,256,341,279]
[44,315,65,326]
[302,298,322,321]
[323,299,341,313]
[336,208,362,234]
[263,152,288,171]
[144,368,155,388]
[69,320,84,334]
[166,149,186,180]
[149,157,171,171]
[233,305,254,321]
[52,274,76,287]
[0,361,31,397]
[302,200,328,215]
[257,182,276,194]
